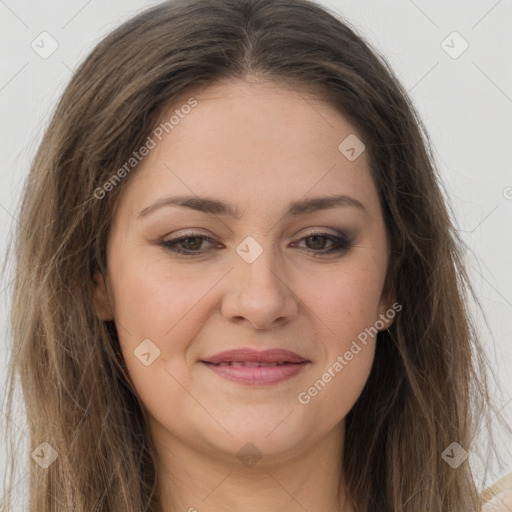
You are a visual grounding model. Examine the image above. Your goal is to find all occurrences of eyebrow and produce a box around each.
[137,193,366,220]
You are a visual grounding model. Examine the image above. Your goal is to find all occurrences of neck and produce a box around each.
[151,420,355,512]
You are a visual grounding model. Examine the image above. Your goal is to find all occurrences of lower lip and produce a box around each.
[201,361,309,386]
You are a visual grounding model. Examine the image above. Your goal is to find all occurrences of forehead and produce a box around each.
[117,78,379,219]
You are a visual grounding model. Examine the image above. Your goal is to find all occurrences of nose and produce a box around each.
[220,244,298,330]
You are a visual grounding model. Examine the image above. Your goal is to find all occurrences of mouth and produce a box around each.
[200,348,310,386]
[201,361,309,385]
[201,348,308,365]
[203,361,300,367]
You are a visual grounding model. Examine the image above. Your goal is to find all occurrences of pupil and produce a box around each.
[307,235,325,250]
[184,237,201,250]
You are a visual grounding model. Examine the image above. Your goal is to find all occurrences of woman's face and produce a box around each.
[94,78,394,464]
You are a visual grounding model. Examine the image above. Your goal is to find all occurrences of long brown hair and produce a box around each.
[2,0,510,510]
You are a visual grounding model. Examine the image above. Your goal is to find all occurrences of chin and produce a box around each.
[201,414,309,460]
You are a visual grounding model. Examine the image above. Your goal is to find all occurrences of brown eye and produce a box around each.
[160,231,352,257]
[160,234,216,255]
[293,231,352,256]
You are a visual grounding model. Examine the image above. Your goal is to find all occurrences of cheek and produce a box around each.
[109,250,205,339]
[297,261,384,411]
[108,252,231,395]
[298,279,378,425]
[110,262,208,420]
[305,260,386,346]
[302,343,375,428]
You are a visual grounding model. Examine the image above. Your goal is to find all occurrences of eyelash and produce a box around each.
[159,230,352,257]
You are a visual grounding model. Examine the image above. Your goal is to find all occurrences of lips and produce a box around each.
[201,348,308,365]
[213,361,282,367]
[200,348,310,386]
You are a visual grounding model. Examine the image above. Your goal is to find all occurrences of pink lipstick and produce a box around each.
[200,348,310,386]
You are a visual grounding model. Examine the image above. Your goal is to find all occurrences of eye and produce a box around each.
[159,230,352,257]
[291,230,352,256]
[160,233,218,256]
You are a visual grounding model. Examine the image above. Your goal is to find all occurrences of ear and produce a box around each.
[93,270,114,321]
[376,282,398,331]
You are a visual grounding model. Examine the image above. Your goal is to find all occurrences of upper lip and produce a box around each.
[201,348,309,364]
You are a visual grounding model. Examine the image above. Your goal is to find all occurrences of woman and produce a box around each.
[2,0,511,510]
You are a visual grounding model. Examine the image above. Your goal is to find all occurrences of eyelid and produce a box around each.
[161,227,348,244]
[164,226,348,240]
[159,227,353,257]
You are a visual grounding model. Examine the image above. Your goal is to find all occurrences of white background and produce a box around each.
[1,0,511,505]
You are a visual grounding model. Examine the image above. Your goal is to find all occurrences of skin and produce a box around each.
[482,491,512,512]
[482,473,512,511]
[93,77,395,512]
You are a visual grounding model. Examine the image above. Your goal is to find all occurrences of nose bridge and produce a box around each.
[222,234,297,328]
[236,234,287,294]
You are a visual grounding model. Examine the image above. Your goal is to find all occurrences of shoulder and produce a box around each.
[481,472,512,511]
